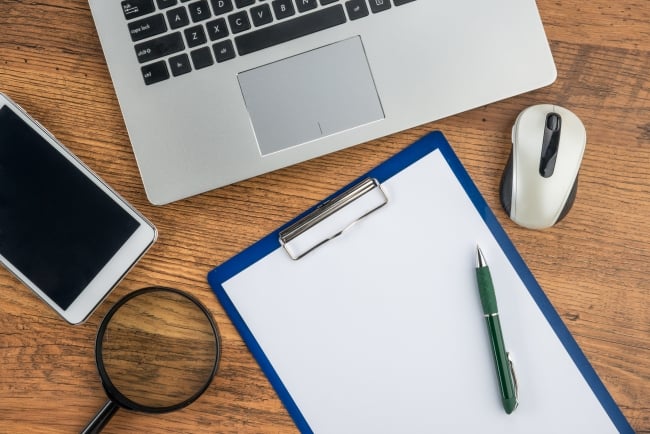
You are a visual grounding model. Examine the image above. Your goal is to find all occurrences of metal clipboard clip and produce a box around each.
[279,178,389,260]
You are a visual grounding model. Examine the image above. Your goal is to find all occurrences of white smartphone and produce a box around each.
[0,93,157,324]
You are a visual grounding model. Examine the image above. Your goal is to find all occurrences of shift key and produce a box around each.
[134,32,185,63]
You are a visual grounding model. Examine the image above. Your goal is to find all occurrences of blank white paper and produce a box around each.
[222,150,618,434]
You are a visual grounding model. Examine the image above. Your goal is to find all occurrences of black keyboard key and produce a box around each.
[235,5,346,55]
[189,0,212,22]
[211,0,234,15]
[368,0,390,12]
[184,24,208,47]
[191,46,214,69]
[169,53,192,76]
[141,60,169,85]
[134,32,185,63]
[272,0,295,19]
[213,40,236,62]
[250,4,273,26]
[156,0,178,9]
[167,6,190,29]
[393,0,415,5]
[296,0,318,12]
[122,0,155,20]
[235,0,255,7]
[206,17,229,40]
[320,0,339,4]
[128,14,168,42]
[345,0,368,19]
[228,11,251,33]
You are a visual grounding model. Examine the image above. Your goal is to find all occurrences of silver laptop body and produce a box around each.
[89,0,555,205]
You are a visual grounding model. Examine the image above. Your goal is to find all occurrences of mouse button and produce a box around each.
[553,126,586,180]
[512,130,541,178]
[514,109,547,151]
[545,112,561,131]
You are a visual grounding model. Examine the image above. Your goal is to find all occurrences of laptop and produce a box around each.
[89,0,556,205]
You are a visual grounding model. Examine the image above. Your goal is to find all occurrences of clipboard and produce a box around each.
[208,132,633,434]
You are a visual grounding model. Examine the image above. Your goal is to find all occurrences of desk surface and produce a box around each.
[1,1,648,432]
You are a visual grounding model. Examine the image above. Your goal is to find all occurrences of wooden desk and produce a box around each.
[1,1,648,432]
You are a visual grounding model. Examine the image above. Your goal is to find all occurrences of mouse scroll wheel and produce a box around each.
[539,113,562,178]
[546,113,561,132]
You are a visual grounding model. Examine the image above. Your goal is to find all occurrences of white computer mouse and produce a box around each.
[500,104,586,229]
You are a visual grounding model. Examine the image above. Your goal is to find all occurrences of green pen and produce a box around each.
[475,246,519,414]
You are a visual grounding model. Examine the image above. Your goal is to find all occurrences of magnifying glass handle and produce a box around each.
[80,399,119,434]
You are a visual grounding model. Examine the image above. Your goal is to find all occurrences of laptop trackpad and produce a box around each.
[238,36,385,156]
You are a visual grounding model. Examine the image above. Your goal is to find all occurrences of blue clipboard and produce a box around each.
[208,131,633,433]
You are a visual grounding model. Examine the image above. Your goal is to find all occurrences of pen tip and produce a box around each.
[476,245,487,268]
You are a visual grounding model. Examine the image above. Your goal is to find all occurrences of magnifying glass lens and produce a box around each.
[100,290,218,409]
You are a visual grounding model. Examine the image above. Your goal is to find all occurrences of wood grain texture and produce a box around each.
[0,0,648,432]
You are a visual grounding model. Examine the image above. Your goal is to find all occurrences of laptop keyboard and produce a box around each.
[121,0,417,85]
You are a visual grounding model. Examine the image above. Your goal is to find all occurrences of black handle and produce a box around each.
[80,399,119,434]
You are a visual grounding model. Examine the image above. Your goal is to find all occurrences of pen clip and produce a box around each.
[507,352,519,409]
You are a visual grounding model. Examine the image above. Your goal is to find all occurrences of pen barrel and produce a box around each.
[476,267,498,315]
[485,314,518,413]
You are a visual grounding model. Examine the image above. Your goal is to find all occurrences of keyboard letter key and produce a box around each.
[210,0,234,16]
[228,11,252,34]
[207,17,230,40]
[296,0,318,13]
[188,0,212,22]
[250,4,273,27]
[167,7,190,29]
[272,0,296,20]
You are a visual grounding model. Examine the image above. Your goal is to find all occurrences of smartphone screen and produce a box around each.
[0,105,140,310]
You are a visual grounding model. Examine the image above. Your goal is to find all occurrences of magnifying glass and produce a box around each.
[81,287,221,434]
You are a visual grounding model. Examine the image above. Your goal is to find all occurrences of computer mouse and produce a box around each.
[500,104,586,229]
